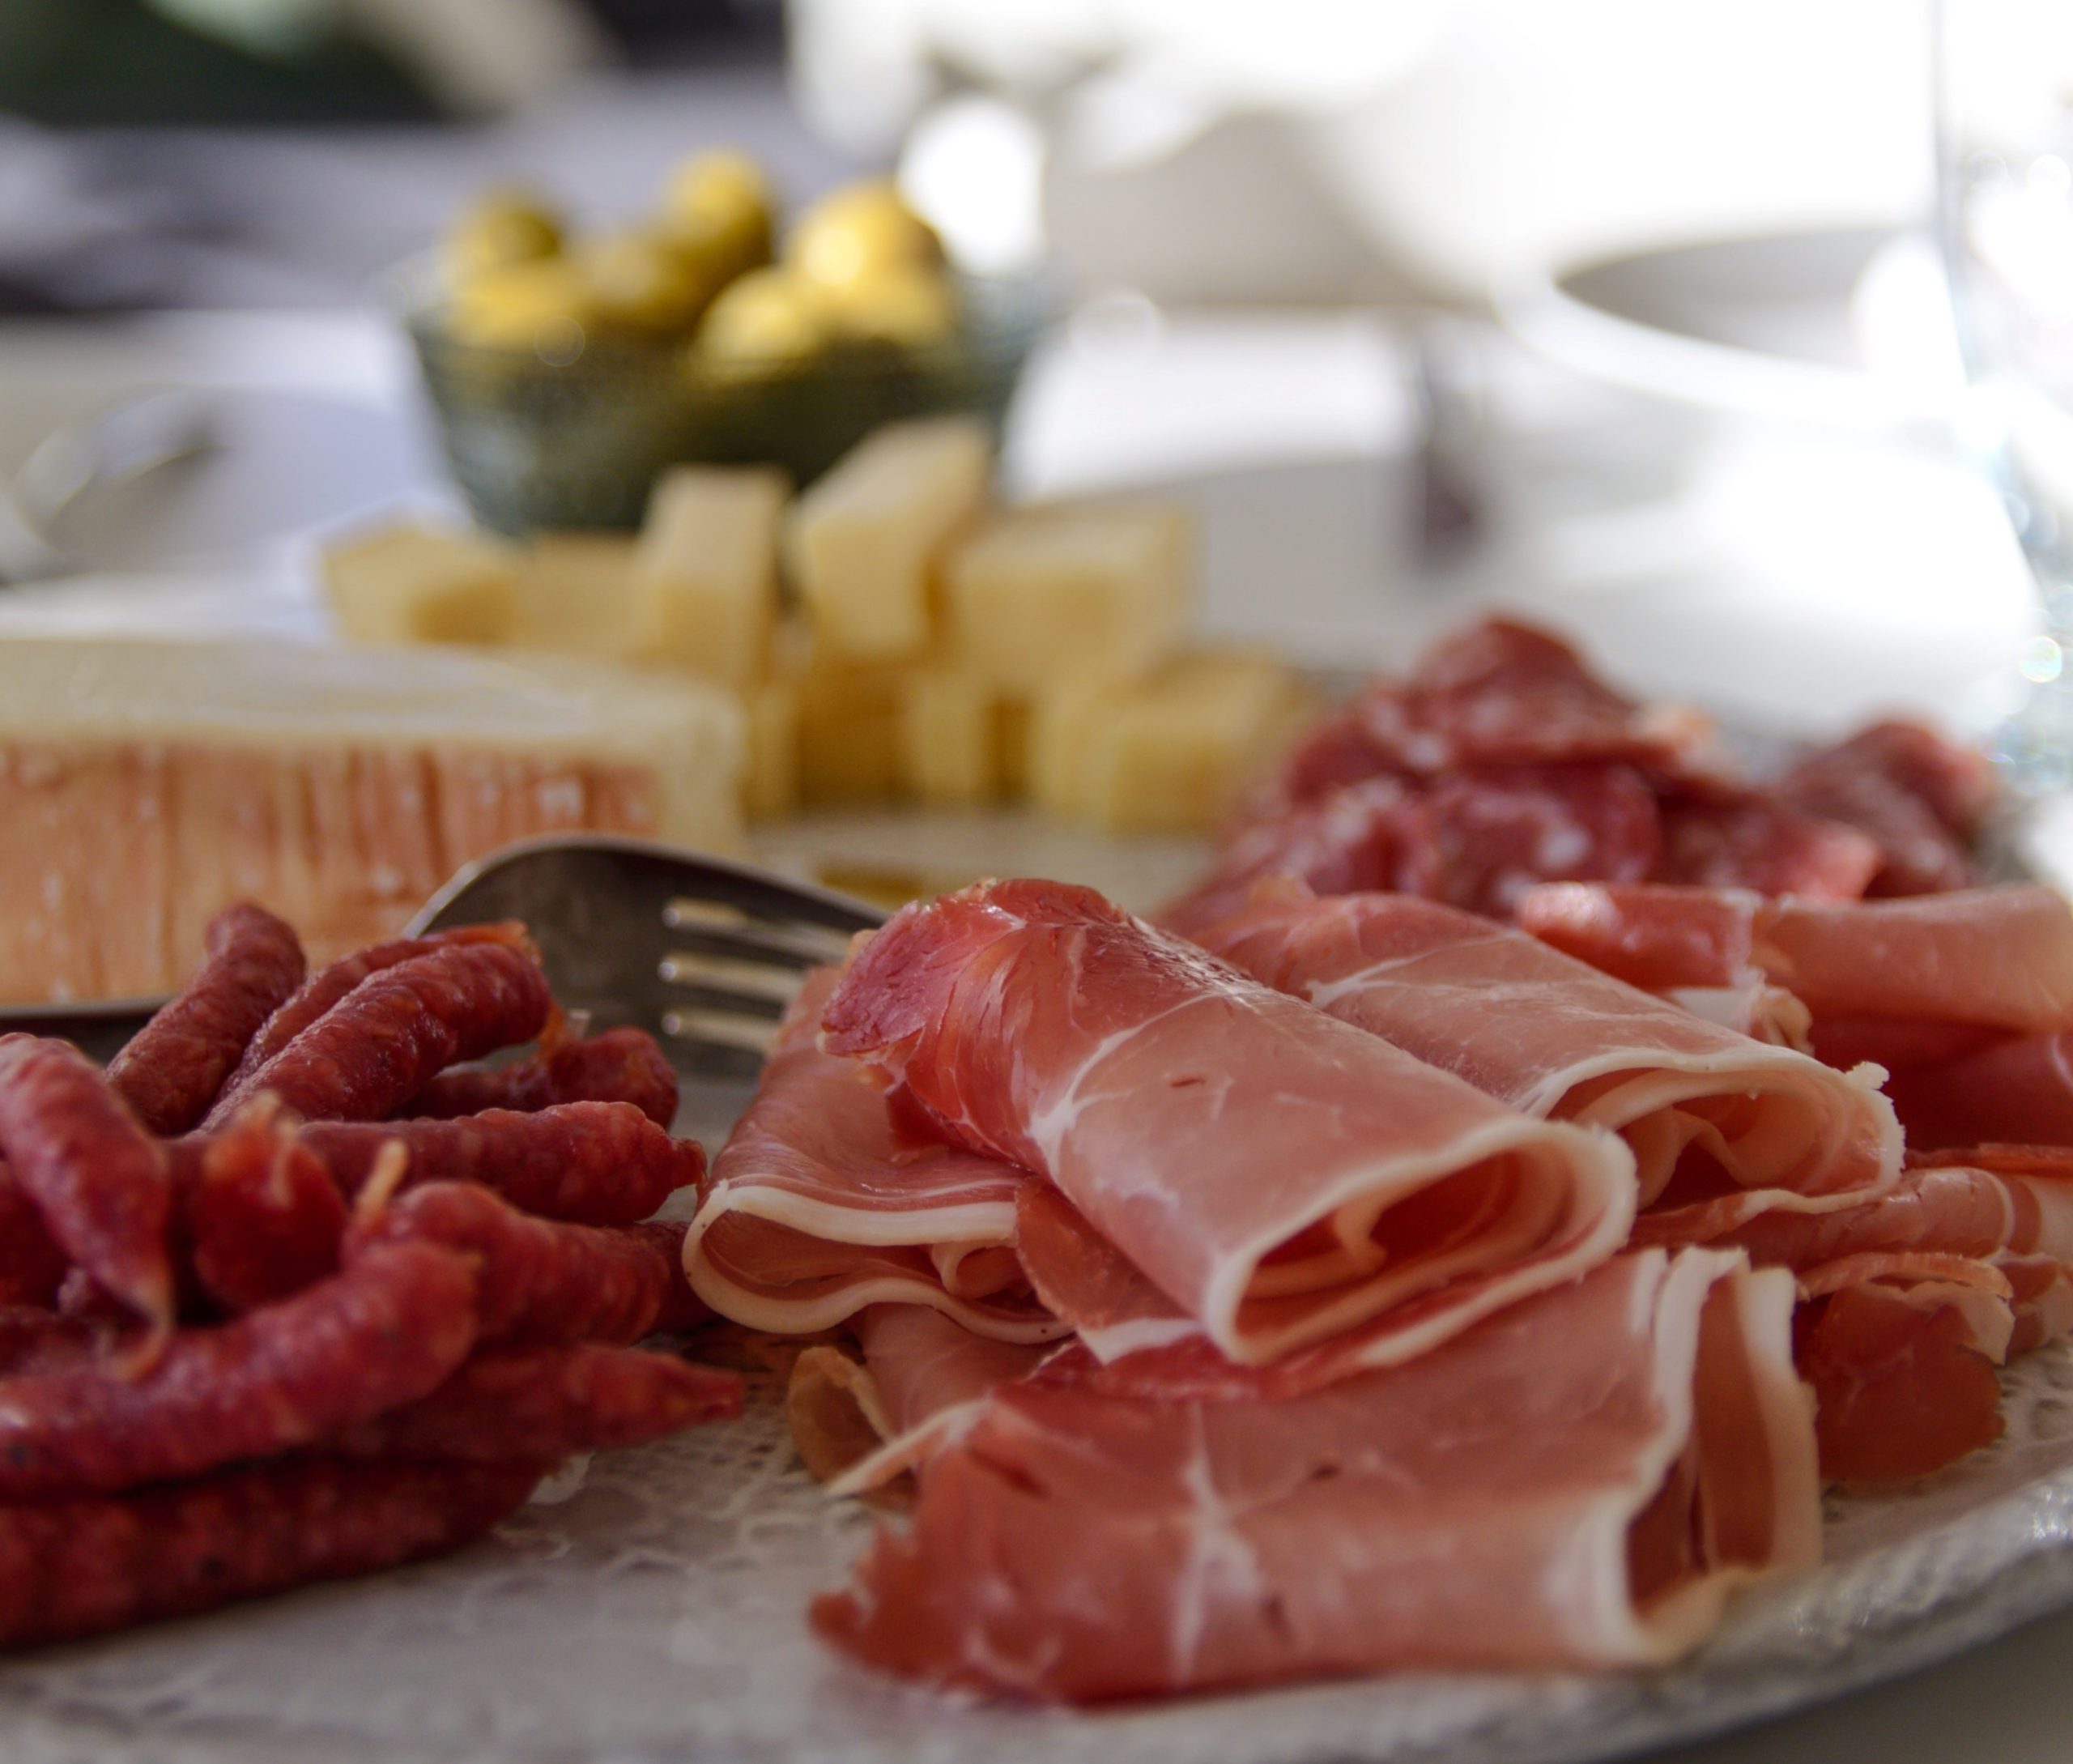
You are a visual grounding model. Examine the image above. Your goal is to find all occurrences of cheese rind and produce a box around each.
[784,418,991,662]
[943,500,1191,692]
[629,466,788,686]
[321,525,520,647]
[0,638,744,1003]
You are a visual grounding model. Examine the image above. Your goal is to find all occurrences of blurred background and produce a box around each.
[0,0,2054,729]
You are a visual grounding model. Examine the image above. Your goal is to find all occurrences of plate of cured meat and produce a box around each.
[6,616,2073,1764]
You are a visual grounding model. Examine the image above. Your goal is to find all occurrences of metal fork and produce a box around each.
[0,836,889,1076]
[407,834,888,1079]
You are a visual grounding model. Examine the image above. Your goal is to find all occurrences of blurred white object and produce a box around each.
[1495,229,1968,436]
[794,0,1937,310]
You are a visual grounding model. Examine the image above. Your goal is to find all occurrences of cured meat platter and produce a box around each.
[1,1063,2071,1764]
[3,616,2071,1760]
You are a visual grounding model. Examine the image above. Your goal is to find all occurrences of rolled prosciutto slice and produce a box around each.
[1192,883,1898,1238]
[683,969,1064,1344]
[813,1247,1820,1700]
[822,880,1637,1370]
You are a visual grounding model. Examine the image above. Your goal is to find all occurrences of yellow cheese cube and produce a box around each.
[321,525,519,647]
[512,533,640,660]
[742,679,799,820]
[1041,651,1309,833]
[629,466,788,687]
[943,500,1192,693]
[777,627,912,804]
[1027,669,1117,818]
[783,418,991,663]
[900,670,1000,807]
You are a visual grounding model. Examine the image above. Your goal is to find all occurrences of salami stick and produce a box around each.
[107,904,306,1136]
[409,1028,679,1130]
[0,1168,68,1309]
[0,1456,543,1650]
[207,943,553,1127]
[225,923,532,1093]
[182,1111,348,1314]
[349,1182,690,1347]
[334,1342,741,1461]
[0,1038,173,1331]
[0,1242,476,1499]
[295,1103,701,1225]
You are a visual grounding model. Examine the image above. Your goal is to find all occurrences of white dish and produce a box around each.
[1495,228,1958,438]
[3,1067,2072,1764]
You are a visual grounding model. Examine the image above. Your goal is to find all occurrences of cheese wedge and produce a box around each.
[0,638,743,1004]
[511,533,641,659]
[943,499,1191,692]
[630,466,789,686]
[1033,650,1308,833]
[321,524,520,647]
[783,417,991,662]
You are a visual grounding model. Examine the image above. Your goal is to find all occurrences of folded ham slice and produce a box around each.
[1521,884,2073,1150]
[813,1247,1820,1700]
[788,1305,1057,1493]
[683,969,1064,1344]
[1193,884,1897,1238]
[1519,883,2073,1033]
[822,879,1637,1369]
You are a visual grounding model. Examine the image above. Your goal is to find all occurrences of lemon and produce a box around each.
[827,262,958,350]
[692,267,832,375]
[788,179,942,292]
[445,258,595,362]
[441,188,563,287]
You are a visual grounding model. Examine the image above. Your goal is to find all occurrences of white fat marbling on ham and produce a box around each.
[812,1248,1820,1700]
[822,879,1637,1369]
[1193,883,1898,1239]
[683,969,1067,1344]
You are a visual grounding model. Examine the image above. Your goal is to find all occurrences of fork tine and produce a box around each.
[407,834,888,1078]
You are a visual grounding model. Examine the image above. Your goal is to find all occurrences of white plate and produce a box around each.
[4,1063,2073,1764]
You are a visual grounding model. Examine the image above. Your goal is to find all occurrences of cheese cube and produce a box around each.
[900,670,999,807]
[784,417,991,662]
[943,500,1191,692]
[321,525,519,647]
[742,679,800,820]
[629,466,788,686]
[511,533,641,660]
[1040,652,1309,833]
[777,627,911,804]
[1027,669,1118,818]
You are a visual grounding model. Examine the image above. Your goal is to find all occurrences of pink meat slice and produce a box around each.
[822,879,1637,1370]
[812,1247,1820,1700]
[1520,883,2073,1033]
[1192,883,1898,1229]
[1780,720,1993,897]
[683,969,1062,1344]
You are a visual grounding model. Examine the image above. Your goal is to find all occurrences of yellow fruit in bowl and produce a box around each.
[826,262,959,350]
[441,187,564,286]
[661,149,776,282]
[788,180,943,292]
[444,258,597,360]
[692,267,832,374]
[577,230,720,338]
